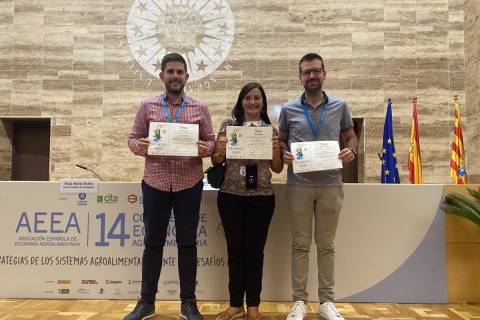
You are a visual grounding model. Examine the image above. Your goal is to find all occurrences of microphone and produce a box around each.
[75,164,105,182]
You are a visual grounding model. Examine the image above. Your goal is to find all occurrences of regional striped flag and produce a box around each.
[408,97,422,184]
[449,96,467,184]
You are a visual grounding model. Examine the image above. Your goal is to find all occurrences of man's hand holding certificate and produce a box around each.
[291,141,343,173]
[147,122,199,156]
[226,126,272,160]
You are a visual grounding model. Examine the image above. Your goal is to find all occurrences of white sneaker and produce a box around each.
[286,301,307,320]
[319,302,345,320]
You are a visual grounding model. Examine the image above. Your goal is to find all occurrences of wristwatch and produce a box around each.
[348,147,358,157]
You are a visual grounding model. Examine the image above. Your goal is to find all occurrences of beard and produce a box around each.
[304,79,323,94]
[165,80,185,95]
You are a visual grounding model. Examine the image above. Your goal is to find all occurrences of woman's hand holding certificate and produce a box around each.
[226,126,273,160]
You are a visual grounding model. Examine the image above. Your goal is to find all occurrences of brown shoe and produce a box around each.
[247,307,261,320]
[216,307,245,320]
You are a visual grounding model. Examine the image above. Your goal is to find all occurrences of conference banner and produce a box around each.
[0,181,226,300]
[0,182,447,302]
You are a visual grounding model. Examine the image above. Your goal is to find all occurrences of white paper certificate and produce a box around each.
[147,122,199,156]
[226,126,272,160]
[291,141,343,173]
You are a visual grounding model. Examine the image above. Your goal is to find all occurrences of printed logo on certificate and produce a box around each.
[148,122,199,157]
[291,141,343,173]
[226,126,272,160]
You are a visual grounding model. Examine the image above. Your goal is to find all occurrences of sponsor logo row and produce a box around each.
[43,279,142,296]
[46,279,133,285]
[44,285,199,297]
[46,288,139,296]
[75,193,143,205]
[44,279,188,296]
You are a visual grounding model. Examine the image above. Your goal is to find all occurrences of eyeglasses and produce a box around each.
[300,68,324,77]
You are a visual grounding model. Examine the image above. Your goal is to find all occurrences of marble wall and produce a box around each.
[0,120,12,179]
[0,0,476,183]
[464,0,479,183]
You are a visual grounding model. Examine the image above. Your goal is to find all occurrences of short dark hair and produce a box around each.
[299,53,325,73]
[161,53,188,72]
[232,82,271,126]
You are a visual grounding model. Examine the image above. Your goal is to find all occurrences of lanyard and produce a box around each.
[161,95,186,123]
[302,94,328,139]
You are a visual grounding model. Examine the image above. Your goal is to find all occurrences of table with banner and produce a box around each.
[0,181,447,303]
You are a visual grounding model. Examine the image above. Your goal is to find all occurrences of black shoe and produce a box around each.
[180,300,204,320]
[123,301,155,320]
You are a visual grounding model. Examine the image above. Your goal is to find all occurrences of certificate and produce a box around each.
[291,141,343,173]
[226,126,272,160]
[147,122,199,156]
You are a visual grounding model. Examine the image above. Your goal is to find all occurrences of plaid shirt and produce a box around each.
[128,92,215,192]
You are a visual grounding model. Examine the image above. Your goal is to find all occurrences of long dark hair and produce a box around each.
[231,82,271,126]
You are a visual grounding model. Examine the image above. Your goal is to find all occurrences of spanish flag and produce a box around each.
[408,97,422,184]
[449,96,467,184]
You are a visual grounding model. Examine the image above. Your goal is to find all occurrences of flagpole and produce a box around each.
[450,94,467,184]
[408,96,422,184]
[380,98,400,184]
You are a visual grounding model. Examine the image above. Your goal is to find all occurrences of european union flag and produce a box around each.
[379,99,400,183]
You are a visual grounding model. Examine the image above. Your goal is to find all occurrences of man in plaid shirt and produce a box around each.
[125,53,215,320]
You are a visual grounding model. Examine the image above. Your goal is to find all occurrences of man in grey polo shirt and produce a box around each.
[278,53,358,320]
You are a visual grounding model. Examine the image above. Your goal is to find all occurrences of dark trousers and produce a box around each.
[217,192,275,307]
[140,179,203,303]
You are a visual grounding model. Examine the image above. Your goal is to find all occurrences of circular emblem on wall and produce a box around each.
[127,0,235,81]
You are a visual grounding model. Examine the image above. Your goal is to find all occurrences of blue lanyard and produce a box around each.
[302,94,328,139]
[161,95,186,123]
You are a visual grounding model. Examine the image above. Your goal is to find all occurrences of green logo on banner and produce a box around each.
[97,194,118,203]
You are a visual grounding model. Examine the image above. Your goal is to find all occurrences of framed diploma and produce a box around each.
[147,122,199,156]
[291,141,343,173]
[226,126,272,160]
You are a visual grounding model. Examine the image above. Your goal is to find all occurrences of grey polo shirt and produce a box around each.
[278,92,354,187]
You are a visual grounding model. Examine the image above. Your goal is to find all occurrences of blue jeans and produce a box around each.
[140,179,203,303]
